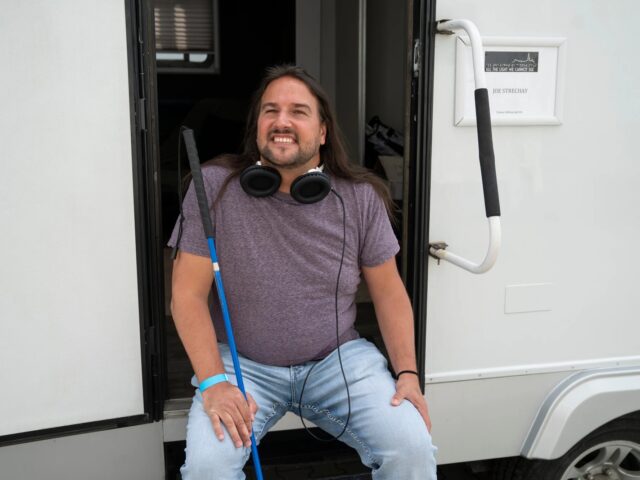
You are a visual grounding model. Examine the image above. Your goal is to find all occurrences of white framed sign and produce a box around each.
[455,36,567,126]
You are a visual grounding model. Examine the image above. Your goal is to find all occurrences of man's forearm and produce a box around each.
[171,294,226,382]
[374,288,418,375]
[363,259,419,376]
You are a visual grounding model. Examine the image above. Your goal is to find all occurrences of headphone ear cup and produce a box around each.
[290,172,331,204]
[240,164,281,197]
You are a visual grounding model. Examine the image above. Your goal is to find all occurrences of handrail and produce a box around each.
[432,19,502,274]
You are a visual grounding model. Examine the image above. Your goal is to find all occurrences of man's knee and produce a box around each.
[181,437,249,480]
[388,423,436,461]
[406,427,438,470]
[373,415,438,477]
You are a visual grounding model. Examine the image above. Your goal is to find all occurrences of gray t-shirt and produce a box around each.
[168,163,399,366]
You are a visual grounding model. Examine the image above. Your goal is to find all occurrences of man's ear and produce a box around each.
[320,123,327,145]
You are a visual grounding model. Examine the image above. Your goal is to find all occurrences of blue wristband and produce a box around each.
[199,373,229,392]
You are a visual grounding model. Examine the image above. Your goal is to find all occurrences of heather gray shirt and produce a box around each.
[168,164,399,366]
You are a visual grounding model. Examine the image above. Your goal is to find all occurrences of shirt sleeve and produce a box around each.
[359,183,400,267]
[166,172,217,258]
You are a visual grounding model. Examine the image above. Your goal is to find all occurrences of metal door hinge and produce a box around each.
[137,98,147,131]
[145,324,157,355]
[435,19,455,35]
[413,39,421,77]
[428,241,449,265]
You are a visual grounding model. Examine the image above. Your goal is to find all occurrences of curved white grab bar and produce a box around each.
[432,19,502,274]
[429,217,501,274]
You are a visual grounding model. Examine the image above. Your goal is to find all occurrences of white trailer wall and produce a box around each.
[426,0,640,463]
[0,1,144,436]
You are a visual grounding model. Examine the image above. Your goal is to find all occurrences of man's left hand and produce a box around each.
[391,375,432,433]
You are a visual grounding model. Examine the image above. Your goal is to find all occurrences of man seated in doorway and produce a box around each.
[168,64,437,479]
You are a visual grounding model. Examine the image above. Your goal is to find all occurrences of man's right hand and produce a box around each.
[202,382,259,448]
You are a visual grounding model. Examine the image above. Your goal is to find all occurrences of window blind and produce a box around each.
[154,0,214,52]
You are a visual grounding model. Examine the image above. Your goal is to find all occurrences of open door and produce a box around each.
[405,0,438,389]
[0,0,160,443]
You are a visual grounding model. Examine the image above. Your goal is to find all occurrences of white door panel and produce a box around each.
[427,0,640,379]
[0,2,143,435]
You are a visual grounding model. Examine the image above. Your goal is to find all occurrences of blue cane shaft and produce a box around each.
[209,241,248,394]
[180,128,263,479]
[207,238,264,479]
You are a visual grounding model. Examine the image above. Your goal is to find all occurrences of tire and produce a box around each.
[493,412,640,480]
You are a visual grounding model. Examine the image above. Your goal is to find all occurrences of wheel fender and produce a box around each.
[521,366,640,460]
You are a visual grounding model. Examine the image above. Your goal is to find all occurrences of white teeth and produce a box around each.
[273,137,294,144]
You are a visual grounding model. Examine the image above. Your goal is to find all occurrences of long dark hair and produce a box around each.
[209,65,395,217]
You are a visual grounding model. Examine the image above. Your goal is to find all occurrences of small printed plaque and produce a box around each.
[455,37,566,126]
[485,51,539,73]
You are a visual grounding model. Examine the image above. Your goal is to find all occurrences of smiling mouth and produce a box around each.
[270,133,297,145]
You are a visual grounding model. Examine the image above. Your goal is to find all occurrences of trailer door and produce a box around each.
[408,0,640,465]
[0,1,153,440]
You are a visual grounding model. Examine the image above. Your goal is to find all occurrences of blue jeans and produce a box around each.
[180,338,438,479]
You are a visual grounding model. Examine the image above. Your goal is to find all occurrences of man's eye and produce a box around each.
[265,109,277,114]
[293,110,307,116]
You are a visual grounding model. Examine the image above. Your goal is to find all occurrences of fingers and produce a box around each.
[247,392,259,420]
[390,392,405,406]
[391,388,433,433]
[220,402,252,448]
[220,409,250,448]
[210,412,225,441]
[412,399,432,432]
[238,397,253,432]
[235,404,253,448]
[203,384,256,448]
[408,396,432,433]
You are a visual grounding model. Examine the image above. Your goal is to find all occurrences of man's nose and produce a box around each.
[273,111,293,128]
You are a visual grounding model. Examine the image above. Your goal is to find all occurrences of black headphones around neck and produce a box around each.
[239,161,331,204]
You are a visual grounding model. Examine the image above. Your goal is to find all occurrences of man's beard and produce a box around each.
[259,135,321,169]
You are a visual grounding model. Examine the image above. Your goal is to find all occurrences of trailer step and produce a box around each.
[243,457,371,479]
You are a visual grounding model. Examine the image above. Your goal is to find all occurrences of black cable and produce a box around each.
[298,189,351,441]
[171,126,189,259]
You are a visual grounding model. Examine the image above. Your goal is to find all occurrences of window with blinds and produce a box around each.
[154,0,220,73]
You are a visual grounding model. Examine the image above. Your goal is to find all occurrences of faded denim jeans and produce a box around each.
[180,338,438,479]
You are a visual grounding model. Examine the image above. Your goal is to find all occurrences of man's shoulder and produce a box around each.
[201,155,239,184]
[332,176,378,201]
[332,174,369,190]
